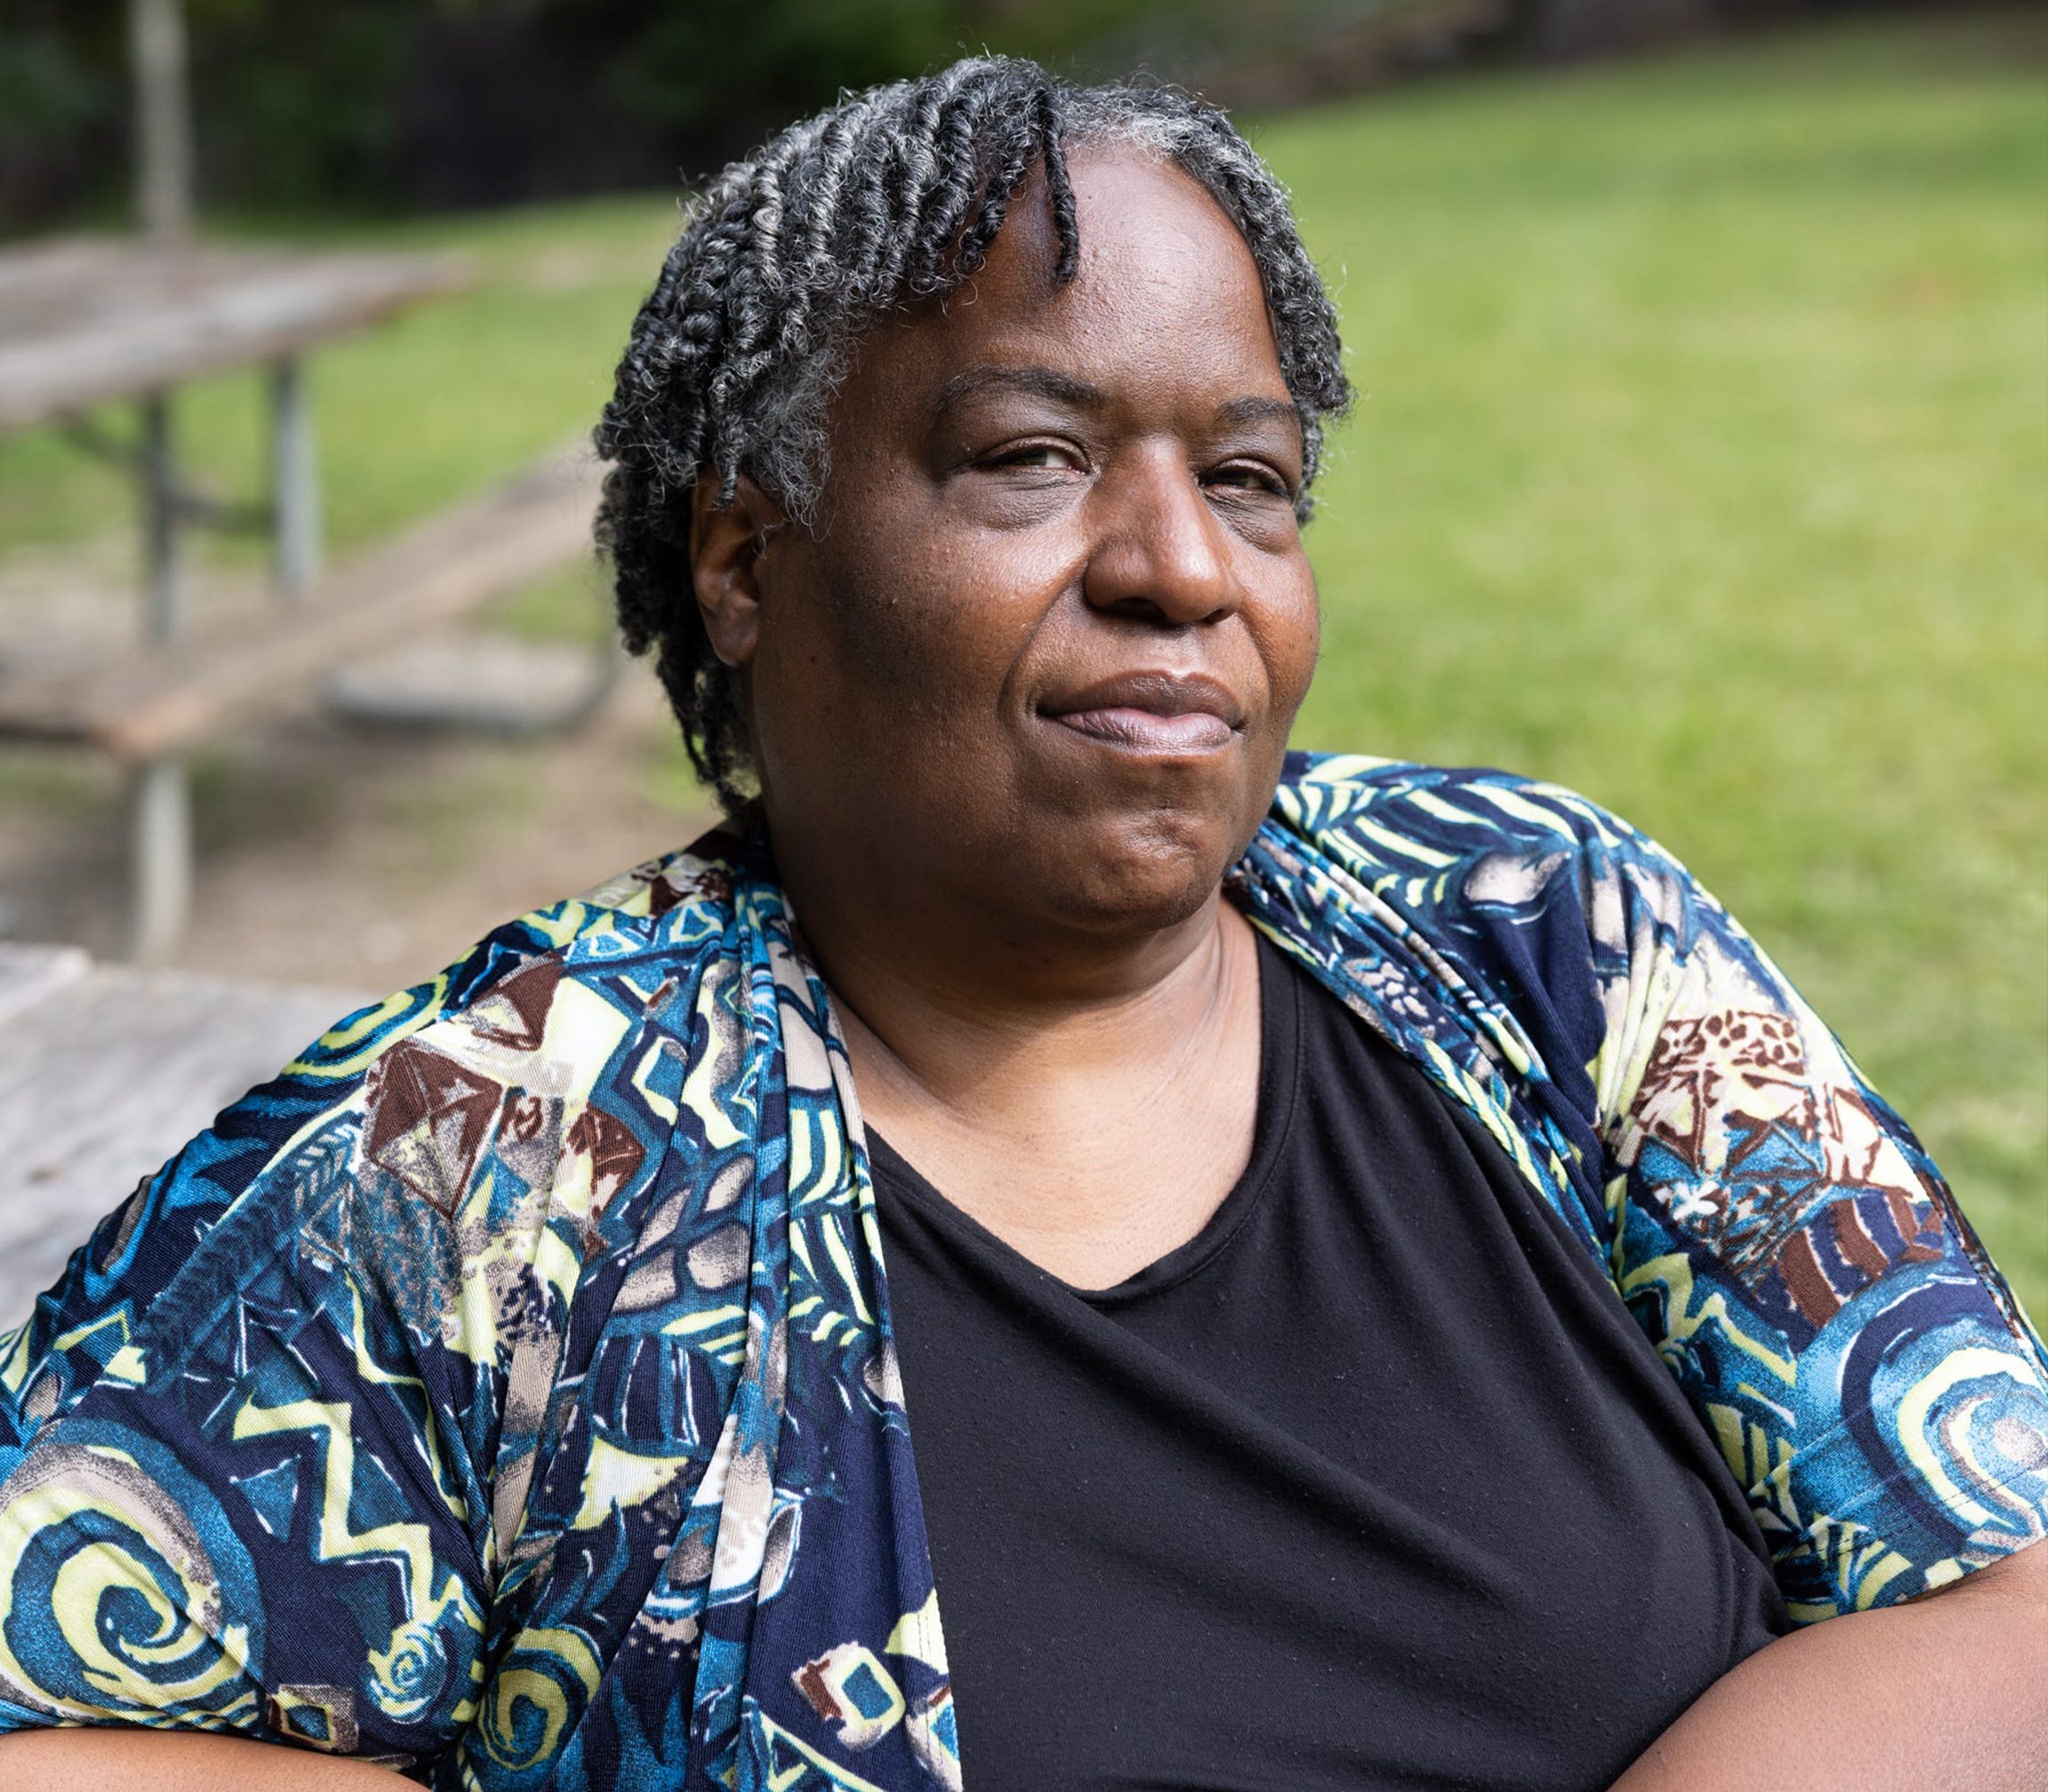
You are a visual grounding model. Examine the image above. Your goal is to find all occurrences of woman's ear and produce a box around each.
[690,473,788,668]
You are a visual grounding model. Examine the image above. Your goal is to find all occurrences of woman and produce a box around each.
[0,58,2042,1792]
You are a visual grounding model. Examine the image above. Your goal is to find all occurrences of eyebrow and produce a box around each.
[1212,395,1303,438]
[932,364,1107,414]
[932,365,1304,443]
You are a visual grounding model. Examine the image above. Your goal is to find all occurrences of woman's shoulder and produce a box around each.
[1263,748,1718,962]
[1270,748,1670,875]
[300,820,757,1090]
[1,823,763,1454]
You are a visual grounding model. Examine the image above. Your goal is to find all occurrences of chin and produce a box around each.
[1050,803,1247,936]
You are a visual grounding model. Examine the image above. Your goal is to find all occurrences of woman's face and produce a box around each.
[735,146,1322,948]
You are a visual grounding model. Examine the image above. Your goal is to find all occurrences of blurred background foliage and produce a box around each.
[0,4,2040,1300]
[8,0,1852,226]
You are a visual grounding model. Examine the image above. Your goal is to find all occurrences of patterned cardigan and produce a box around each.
[2,753,2043,1791]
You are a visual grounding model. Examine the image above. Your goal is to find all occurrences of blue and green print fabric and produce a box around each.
[2,754,2044,1788]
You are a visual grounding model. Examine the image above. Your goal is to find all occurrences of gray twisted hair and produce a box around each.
[596,55,1352,812]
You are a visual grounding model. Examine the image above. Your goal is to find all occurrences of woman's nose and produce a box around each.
[1081,448,1241,626]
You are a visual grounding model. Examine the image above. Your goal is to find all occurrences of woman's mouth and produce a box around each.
[1037,671,1244,756]
[1047,706,1236,752]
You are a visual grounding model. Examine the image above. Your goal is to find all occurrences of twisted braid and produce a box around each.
[596,56,1351,813]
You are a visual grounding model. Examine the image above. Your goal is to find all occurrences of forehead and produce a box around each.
[852,145,1292,412]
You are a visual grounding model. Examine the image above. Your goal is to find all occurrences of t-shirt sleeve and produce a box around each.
[1576,815,2048,1621]
[0,956,578,1769]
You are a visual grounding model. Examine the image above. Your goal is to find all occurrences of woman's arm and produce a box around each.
[0,1728,402,1789]
[1613,1539,2048,1791]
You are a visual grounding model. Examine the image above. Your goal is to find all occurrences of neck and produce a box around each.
[767,819,1268,1287]
[770,830,1253,1144]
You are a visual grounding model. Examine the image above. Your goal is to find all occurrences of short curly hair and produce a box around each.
[596,55,1352,813]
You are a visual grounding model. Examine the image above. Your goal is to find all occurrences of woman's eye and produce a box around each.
[1207,461,1293,500]
[981,443,1079,472]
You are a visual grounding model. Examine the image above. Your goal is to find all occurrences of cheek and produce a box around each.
[824,527,1064,724]
[1254,566,1323,729]
[756,520,1064,792]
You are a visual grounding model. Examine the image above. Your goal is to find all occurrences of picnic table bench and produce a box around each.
[0,237,610,958]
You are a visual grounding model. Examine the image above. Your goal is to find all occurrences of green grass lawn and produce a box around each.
[1263,9,2048,1309]
[2,9,2041,1307]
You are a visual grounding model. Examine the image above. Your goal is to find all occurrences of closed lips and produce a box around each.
[1039,673,1244,753]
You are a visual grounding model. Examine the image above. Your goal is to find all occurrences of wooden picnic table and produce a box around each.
[0,237,608,961]
[0,238,468,435]
[0,239,468,958]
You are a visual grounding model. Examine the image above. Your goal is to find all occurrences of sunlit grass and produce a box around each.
[1261,10,2048,1307]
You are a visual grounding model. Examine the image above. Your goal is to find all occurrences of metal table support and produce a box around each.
[271,356,320,599]
[124,356,321,960]
[130,388,186,959]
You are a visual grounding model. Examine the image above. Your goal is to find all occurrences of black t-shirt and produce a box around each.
[870,933,1789,1792]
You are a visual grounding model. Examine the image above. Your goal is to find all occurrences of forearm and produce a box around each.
[0,1728,402,1790]
[1613,1551,2048,1792]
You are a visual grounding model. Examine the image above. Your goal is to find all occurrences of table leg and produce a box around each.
[140,391,179,640]
[270,357,321,600]
[127,756,191,963]
[131,390,191,959]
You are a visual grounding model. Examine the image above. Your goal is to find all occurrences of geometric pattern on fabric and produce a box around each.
[0,751,2041,1783]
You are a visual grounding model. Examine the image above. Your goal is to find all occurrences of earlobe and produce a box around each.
[690,474,787,669]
